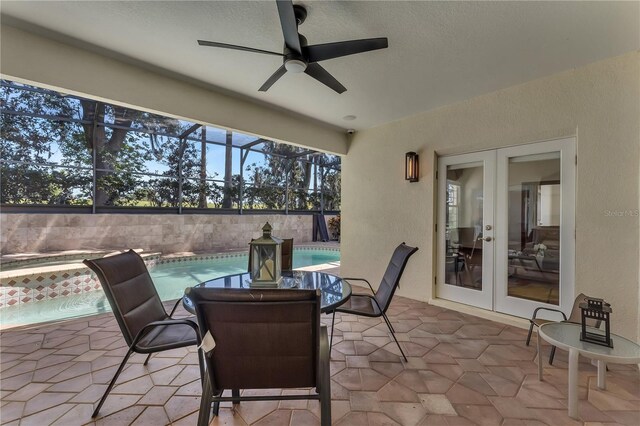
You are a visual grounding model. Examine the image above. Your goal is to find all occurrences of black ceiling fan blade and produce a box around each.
[259,64,288,92]
[304,63,346,94]
[304,37,388,63]
[198,40,283,57]
[276,0,302,54]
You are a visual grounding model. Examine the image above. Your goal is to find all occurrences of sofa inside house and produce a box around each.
[527,226,560,272]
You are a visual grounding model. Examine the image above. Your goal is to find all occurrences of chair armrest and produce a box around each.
[149,318,199,328]
[168,297,184,318]
[342,277,386,313]
[317,325,330,392]
[342,277,375,294]
[531,307,567,321]
[319,326,329,362]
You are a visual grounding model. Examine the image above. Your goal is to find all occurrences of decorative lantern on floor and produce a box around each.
[249,222,282,288]
[579,297,613,348]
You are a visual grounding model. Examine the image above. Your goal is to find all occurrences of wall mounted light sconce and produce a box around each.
[405,152,419,182]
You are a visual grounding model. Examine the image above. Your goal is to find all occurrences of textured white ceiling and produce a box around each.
[1,1,638,130]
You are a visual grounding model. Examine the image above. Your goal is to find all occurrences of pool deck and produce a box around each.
[159,241,341,259]
[0,242,340,274]
[1,260,638,425]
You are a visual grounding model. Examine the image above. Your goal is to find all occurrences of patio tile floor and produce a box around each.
[1,294,638,425]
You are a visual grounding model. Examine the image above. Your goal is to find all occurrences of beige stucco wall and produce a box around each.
[342,52,640,340]
[0,25,347,155]
[0,213,315,255]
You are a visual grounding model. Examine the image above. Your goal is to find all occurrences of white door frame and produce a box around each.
[437,151,495,310]
[437,137,576,319]
[494,137,576,318]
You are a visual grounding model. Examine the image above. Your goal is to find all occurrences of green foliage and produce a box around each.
[0,83,92,204]
[328,215,341,239]
[241,141,340,211]
[322,167,341,210]
[0,80,340,211]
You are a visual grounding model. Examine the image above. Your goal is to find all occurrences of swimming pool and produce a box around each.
[0,248,340,327]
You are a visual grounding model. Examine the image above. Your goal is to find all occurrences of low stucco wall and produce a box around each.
[0,213,322,254]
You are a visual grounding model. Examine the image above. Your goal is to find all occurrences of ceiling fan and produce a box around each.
[197,0,388,94]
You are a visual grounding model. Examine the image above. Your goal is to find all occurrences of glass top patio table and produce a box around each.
[539,322,640,361]
[182,270,352,313]
[537,321,640,419]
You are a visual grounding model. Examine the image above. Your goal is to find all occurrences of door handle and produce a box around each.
[483,236,493,242]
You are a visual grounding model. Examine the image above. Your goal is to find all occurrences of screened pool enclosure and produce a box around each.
[0,80,340,214]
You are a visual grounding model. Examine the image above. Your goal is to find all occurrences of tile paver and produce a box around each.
[1,289,638,425]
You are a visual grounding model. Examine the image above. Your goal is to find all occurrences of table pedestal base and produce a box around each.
[546,349,607,420]
[568,348,579,419]
[537,322,640,422]
[597,360,607,390]
[536,332,543,381]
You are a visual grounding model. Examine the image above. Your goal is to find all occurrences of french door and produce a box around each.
[437,138,575,319]
[436,151,495,310]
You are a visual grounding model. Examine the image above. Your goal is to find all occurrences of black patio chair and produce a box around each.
[187,287,330,426]
[84,250,202,418]
[334,243,418,362]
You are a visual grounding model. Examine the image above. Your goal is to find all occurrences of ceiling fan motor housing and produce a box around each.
[293,4,307,26]
[283,33,308,72]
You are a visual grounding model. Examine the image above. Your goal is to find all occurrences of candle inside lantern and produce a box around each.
[260,258,274,280]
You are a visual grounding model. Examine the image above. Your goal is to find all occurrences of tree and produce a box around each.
[240,143,341,211]
[243,141,304,209]
[1,81,151,206]
[79,101,143,206]
[141,122,206,207]
[198,130,207,208]
[222,130,234,208]
[296,161,313,209]
[1,81,211,207]
[1,80,341,211]
[322,166,341,210]
[1,82,91,204]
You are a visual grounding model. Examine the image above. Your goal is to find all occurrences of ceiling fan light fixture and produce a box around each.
[285,59,307,73]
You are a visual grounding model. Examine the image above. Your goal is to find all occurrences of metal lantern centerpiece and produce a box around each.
[579,297,613,348]
[249,222,283,288]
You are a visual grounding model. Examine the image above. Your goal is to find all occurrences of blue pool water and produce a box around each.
[0,249,339,327]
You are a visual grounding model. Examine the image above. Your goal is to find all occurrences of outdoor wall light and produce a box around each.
[405,152,419,182]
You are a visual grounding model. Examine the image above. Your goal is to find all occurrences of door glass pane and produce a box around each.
[507,153,561,304]
[445,163,484,290]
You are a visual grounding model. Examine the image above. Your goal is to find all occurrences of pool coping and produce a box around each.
[0,244,340,310]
